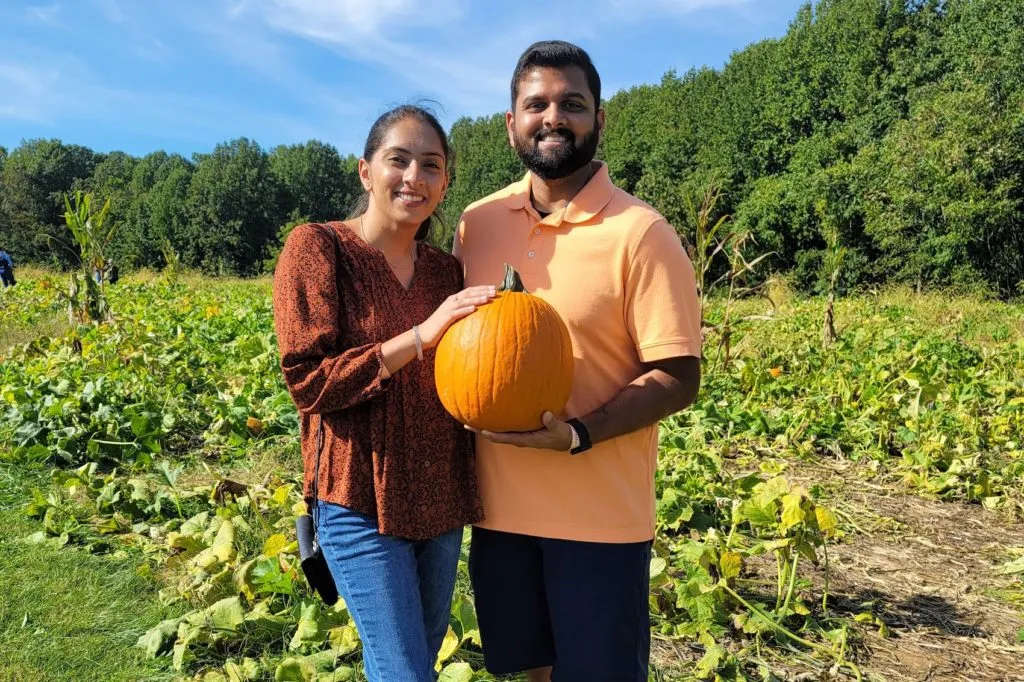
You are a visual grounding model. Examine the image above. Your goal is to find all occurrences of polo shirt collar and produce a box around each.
[502,161,616,225]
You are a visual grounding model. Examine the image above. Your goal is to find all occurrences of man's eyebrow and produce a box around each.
[522,91,589,102]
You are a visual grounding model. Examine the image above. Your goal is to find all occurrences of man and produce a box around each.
[0,248,15,287]
[454,41,702,682]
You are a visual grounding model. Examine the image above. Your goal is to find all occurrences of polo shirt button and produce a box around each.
[528,250,536,258]
[423,460,430,468]
[534,228,541,235]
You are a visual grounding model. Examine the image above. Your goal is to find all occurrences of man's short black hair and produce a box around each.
[510,40,601,110]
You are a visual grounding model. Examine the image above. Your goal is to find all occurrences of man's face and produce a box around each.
[507,66,604,180]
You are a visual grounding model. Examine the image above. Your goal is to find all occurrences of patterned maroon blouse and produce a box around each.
[273,221,482,539]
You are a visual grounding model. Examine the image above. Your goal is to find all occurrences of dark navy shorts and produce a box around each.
[468,526,652,682]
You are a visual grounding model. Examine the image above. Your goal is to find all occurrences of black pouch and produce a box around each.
[295,415,339,605]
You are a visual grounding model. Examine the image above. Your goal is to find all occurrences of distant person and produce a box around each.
[273,105,495,682]
[0,249,15,288]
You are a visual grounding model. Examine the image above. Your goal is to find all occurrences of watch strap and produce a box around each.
[566,418,592,455]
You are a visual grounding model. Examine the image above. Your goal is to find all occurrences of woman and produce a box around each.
[273,105,495,681]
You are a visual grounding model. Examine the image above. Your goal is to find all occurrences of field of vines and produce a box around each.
[2,270,1023,682]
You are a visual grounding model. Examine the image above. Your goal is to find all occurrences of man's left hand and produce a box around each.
[467,411,573,451]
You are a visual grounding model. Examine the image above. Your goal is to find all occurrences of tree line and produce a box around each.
[1,0,1021,294]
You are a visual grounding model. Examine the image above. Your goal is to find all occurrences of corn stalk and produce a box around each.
[160,238,181,284]
[819,203,846,348]
[62,191,115,324]
[685,180,774,370]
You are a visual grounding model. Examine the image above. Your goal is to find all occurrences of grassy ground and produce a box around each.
[0,463,184,682]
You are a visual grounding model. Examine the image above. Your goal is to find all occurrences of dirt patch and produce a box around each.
[653,460,1024,681]
[822,474,1024,682]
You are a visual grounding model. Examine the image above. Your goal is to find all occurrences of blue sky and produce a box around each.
[0,0,808,159]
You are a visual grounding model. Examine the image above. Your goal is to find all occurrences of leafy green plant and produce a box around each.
[59,191,116,324]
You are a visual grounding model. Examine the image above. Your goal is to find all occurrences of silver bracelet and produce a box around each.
[412,325,423,361]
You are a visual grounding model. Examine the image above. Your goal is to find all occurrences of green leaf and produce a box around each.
[438,662,474,682]
[136,617,183,658]
[234,558,258,600]
[224,658,262,682]
[695,644,728,679]
[719,552,742,580]
[252,557,295,596]
[271,484,294,507]
[289,601,327,651]
[262,533,290,558]
[275,651,345,681]
[738,499,777,528]
[814,506,839,536]
[327,624,360,656]
[780,492,805,531]
[435,625,461,667]
[450,594,480,646]
[273,658,310,682]
[185,596,245,634]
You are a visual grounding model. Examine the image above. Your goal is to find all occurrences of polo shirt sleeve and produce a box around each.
[625,219,702,361]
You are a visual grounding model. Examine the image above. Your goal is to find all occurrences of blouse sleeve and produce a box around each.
[273,223,391,415]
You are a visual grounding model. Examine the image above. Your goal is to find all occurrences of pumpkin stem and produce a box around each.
[498,263,528,293]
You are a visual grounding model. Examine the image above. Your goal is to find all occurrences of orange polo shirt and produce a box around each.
[453,162,701,543]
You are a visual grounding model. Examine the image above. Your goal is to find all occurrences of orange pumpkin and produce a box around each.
[435,264,574,432]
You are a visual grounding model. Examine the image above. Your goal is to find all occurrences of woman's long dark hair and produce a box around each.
[347,105,451,242]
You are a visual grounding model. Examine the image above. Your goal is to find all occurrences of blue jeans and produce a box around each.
[316,501,462,682]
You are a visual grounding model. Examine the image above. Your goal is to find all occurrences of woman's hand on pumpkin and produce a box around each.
[419,285,497,348]
[467,411,574,452]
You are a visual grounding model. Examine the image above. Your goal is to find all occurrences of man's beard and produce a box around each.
[513,122,599,180]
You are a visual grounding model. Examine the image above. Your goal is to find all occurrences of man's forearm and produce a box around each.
[578,356,701,446]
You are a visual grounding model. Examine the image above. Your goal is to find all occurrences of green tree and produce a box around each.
[121,152,194,269]
[443,114,523,246]
[184,138,281,275]
[269,141,360,223]
[856,81,1023,294]
[0,139,98,264]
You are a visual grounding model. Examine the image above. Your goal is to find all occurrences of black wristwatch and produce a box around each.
[567,418,592,455]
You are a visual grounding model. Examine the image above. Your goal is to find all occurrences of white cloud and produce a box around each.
[617,0,751,10]
[252,0,463,38]
[227,0,511,112]
[25,4,61,23]
[228,0,759,116]
[89,0,169,61]
[0,60,65,123]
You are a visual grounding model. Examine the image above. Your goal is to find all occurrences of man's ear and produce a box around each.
[597,108,606,143]
[505,110,516,149]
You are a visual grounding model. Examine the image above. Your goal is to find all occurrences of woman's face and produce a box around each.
[359,117,449,228]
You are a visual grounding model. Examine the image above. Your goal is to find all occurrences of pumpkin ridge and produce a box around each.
[476,298,490,423]
[457,315,474,424]
[511,293,523,427]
